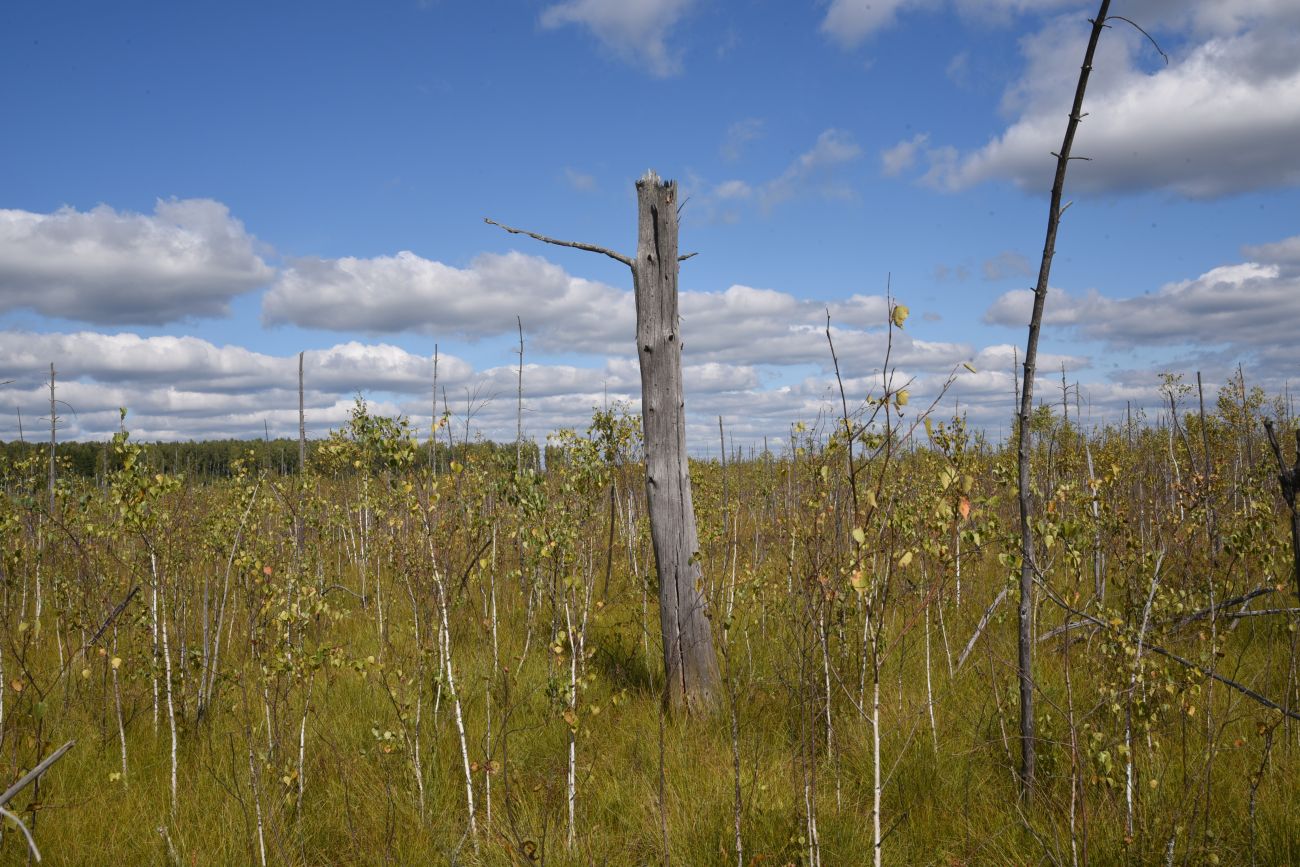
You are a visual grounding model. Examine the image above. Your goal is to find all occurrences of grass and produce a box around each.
[4,406,1300,864]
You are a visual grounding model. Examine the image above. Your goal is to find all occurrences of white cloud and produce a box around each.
[0,331,474,397]
[540,0,696,77]
[263,250,633,354]
[983,256,1300,393]
[821,0,933,48]
[1242,233,1300,265]
[0,329,776,444]
[881,133,929,177]
[908,12,1300,197]
[0,199,273,325]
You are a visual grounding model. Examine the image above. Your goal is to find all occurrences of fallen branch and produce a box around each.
[956,585,1010,673]
[1173,586,1275,629]
[0,739,76,863]
[0,740,76,807]
[1034,577,1300,722]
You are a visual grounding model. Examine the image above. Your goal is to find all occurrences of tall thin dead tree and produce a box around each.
[298,351,307,473]
[1016,0,1111,799]
[487,170,720,712]
[1263,419,1300,598]
[48,363,57,515]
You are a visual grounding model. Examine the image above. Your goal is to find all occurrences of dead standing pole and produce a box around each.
[486,170,720,713]
[1015,0,1111,800]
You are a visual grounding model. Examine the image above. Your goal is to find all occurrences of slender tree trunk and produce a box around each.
[1016,0,1111,799]
[633,171,720,712]
[298,352,306,472]
[48,363,56,517]
[516,318,525,476]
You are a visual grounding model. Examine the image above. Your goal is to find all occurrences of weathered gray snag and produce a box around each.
[633,172,719,712]
[485,170,720,713]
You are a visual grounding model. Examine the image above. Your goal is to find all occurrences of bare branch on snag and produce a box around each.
[1105,15,1169,65]
[483,217,633,268]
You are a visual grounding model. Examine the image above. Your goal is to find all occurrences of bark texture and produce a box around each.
[633,171,720,712]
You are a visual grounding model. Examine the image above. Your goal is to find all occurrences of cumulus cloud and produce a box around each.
[262,243,972,376]
[986,262,1300,349]
[983,250,1300,398]
[0,329,775,443]
[263,250,634,354]
[900,7,1300,197]
[540,0,696,77]
[0,331,473,397]
[1242,233,1300,265]
[821,0,933,48]
[0,199,274,325]
[881,133,929,177]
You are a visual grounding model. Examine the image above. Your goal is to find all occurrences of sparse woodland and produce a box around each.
[2,363,1299,865]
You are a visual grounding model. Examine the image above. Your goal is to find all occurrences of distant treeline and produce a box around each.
[0,437,544,480]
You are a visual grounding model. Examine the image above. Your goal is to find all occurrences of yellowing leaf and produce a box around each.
[110,657,123,670]
[851,527,866,545]
[898,551,913,568]
[962,362,977,373]
[850,570,870,595]
[891,304,909,328]
[894,389,910,407]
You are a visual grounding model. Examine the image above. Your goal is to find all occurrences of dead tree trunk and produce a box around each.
[485,169,720,713]
[633,172,719,712]
[1016,0,1111,800]
[298,351,307,473]
[1263,419,1300,599]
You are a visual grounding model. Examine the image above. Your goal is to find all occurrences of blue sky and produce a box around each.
[2,0,1298,448]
